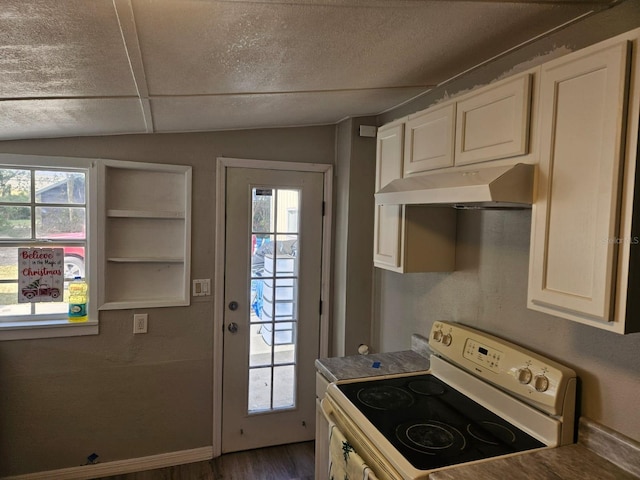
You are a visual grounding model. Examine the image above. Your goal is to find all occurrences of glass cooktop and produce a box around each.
[337,373,545,471]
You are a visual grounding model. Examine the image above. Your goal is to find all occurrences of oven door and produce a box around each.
[321,396,406,480]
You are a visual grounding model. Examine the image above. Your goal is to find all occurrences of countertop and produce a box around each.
[314,333,432,383]
[315,349,430,383]
[428,444,637,479]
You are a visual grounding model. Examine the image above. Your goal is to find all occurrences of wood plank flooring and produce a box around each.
[93,441,315,480]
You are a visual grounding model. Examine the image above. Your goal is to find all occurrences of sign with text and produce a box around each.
[18,248,64,303]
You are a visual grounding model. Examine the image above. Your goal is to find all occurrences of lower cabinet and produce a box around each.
[314,372,331,480]
[528,31,640,334]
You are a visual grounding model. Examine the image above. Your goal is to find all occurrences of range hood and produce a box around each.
[375,163,534,209]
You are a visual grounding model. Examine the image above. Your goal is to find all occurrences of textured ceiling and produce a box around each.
[0,0,618,141]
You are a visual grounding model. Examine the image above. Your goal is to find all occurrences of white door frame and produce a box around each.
[213,157,333,457]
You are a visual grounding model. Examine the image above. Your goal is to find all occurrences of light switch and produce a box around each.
[193,279,211,296]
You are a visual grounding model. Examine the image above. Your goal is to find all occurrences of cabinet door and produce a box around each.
[455,74,532,166]
[528,41,630,323]
[373,124,404,270]
[404,103,455,175]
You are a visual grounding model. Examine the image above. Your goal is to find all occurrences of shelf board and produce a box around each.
[107,257,184,263]
[100,298,190,310]
[107,209,185,219]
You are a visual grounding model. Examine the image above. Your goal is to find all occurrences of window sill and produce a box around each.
[0,319,98,341]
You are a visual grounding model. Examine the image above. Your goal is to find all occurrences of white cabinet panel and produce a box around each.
[404,103,455,175]
[374,123,404,270]
[528,38,633,330]
[373,122,456,273]
[455,74,532,166]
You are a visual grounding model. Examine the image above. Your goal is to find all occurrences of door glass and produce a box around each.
[249,188,299,413]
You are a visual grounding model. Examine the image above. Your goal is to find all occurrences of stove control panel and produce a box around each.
[429,321,576,416]
[463,339,504,373]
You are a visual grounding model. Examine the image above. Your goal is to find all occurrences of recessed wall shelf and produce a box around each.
[99,160,192,310]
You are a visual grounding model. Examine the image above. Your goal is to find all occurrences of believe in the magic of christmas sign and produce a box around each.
[18,248,64,303]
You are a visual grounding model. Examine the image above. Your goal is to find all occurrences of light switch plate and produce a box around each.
[193,279,211,296]
[133,313,148,334]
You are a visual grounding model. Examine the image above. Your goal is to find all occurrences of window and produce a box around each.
[0,155,97,340]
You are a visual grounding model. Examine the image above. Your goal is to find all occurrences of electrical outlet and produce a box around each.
[133,314,148,334]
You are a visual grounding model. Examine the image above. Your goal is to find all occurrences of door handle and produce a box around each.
[227,322,239,334]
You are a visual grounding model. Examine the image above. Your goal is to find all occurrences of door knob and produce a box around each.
[227,322,239,333]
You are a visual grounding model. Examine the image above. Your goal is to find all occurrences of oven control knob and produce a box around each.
[442,333,452,346]
[433,329,443,342]
[534,374,550,392]
[516,367,532,384]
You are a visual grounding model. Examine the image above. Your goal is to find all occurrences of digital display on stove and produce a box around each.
[478,346,488,355]
[337,374,545,471]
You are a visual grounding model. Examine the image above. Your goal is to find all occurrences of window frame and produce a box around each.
[0,154,98,341]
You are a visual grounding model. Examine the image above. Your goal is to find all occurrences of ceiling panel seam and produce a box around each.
[113,0,154,133]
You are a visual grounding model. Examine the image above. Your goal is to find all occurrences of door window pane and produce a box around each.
[248,187,300,414]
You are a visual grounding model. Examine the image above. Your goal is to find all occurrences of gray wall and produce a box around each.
[0,127,335,477]
[332,117,376,357]
[373,1,640,443]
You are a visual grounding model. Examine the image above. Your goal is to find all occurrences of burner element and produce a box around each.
[396,420,466,454]
[356,385,414,410]
[408,378,446,396]
[467,421,517,445]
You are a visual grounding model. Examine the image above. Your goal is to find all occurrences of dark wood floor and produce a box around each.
[93,441,315,480]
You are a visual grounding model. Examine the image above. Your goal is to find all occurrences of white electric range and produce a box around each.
[321,321,577,479]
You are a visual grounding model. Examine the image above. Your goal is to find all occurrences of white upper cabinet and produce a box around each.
[373,122,404,270]
[399,73,533,176]
[374,121,456,273]
[528,30,640,334]
[404,103,456,175]
[99,160,192,310]
[455,74,532,166]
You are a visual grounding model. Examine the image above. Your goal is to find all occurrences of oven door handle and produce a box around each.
[320,396,337,426]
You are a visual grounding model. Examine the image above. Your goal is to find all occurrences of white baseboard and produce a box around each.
[2,446,214,480]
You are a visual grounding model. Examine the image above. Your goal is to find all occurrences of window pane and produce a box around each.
[274,339,295,365]
[35,171,85,204]
[250,323,271,367]
[273,365,295,409]
[252,188,273,233]
[0,206,31,239]
[0,169,30,203]
[277,189,299,234]
[251,234,273,277]
[248,367,272,412]
[35,206,85,238]
[63,248,85,279]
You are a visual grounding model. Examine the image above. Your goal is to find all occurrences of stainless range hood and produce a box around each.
[374,163,534,209]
